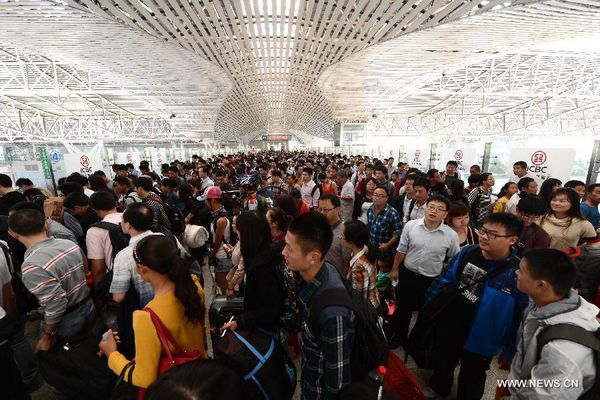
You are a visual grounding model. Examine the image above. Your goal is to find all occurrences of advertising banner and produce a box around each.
[508,148,576,183]
[151,150,166,169]
[405,146,430,170]
[115,152,141,167]
[442,147,477,175]
[63,154,103,176]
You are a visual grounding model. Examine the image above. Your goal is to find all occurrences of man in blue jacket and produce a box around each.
[424,213,528,400]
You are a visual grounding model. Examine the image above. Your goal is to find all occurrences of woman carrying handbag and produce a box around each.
[99,235,207,396]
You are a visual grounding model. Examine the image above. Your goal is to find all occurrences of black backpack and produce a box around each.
[536,324,600,400]
[308,272,389,381]
[90,221,130,263]
[147,197,185,236]
[0,240,38,314]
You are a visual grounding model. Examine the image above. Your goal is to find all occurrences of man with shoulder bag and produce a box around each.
[408,213,529,400]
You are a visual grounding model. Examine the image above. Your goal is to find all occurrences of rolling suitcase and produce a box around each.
[209,295,244,343]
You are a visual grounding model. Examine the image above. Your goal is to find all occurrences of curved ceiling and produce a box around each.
[319,0,600,139]
[0,0,231,142]
[65,0,535,140]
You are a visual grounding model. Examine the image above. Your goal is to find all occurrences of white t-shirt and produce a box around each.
[340,180,355,221]
[359,202,373,224]
[86,212,124,271]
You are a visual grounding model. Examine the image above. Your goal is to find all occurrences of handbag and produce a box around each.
[144,307,204,375]
[111,361,137,400]
[406,249,517,369]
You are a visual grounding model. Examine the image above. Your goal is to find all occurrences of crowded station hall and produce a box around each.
[1,1,600,400]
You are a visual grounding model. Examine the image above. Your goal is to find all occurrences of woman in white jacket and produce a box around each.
[506,248,599,399]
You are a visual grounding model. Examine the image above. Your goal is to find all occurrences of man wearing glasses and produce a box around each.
[389,195,460,349]
[317,193,351,274]
[423,213,527,400]
[367,187,402,271]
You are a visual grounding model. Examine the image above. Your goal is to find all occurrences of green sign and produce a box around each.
[39,147,53,180]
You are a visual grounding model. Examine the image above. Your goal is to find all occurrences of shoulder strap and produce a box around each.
[308,287,353,338]
[456,246,515,294]
[144,307,184,360]
[408,198,417,218]
[91,221,119,230]
[536,324,600,361]
[0,241,14,274]
[516,224,537,249]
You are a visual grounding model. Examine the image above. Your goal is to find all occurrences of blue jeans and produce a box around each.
[40,299,95,338]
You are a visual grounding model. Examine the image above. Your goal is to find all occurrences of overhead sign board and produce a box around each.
[63,153,103,177]
[508,148,576,183]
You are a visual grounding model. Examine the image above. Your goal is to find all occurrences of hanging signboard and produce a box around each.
[151,150,166,169]
[39,147,53,180]
[63,154,103,176]
[442,147,477,175]
[508,148,576,183]
[115,152,141,166]
[405,146,430,170]
[173,149,185,161]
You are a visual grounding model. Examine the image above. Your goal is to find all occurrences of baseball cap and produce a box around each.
[205,186,223,199]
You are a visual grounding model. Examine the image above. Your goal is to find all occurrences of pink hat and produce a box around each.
[205,186,223,199]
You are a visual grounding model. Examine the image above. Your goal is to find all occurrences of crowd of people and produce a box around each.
[0,151,598,400]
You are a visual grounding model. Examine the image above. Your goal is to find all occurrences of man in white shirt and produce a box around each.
[86,191,122,292]
[198,166,214,195]
[336,170,355,222]
[389,195,460,347]
[300,167,320,209]
[351,161,366,187]
[508,161,539,184]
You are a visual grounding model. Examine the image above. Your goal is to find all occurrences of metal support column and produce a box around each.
[429,143,438,170]
[482,142,492,172]
[586,140,600,185]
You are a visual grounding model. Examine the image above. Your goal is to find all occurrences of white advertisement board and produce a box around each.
[405,146,430,170]
[508,148,576,183]
[151,150,166,169]
[442,147,477,175]
[63,154,104,176]
[115,152,141,167]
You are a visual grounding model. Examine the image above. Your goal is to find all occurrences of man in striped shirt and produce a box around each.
[9,209,91,352]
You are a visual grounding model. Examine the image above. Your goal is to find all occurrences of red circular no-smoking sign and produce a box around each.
[454,150,463,160]
[80,155,90,168]
[531,151,547,166]
[415,150,421,157]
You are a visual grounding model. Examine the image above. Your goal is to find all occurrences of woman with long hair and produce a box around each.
[447,179,468,205]
[353,177,377,223]
[538,178,562,213]
[220,211,284,333]
[492,182,518,213]
[342,220,379,308]
[274,195,300,219]
[540,188,596,250]
[445,201,478,247]
[266,207,293,252]
[99,235,207,389]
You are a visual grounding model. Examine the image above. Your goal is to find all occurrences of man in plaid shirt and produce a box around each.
[367,186,402,268]
[283,212,354,399]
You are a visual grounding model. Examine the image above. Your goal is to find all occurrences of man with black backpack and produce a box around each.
[86,192,125,293]
[417,213,528,399]
[135,177,172,232]
[283,212,388,399]
[505,248,599,399]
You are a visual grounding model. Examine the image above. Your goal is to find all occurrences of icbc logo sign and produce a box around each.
[79,155,92,175]
[80,155,90,168]
[531,151,547,166]
[415,150,421,157]
[454,150,463,161]
[126,153,133,163]
[529,150,548,173]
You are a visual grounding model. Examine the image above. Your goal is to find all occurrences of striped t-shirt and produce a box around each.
[22,238,89,325]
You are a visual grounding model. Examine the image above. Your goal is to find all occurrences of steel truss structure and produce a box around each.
[67,0,528,140]
[322,0,600,139]
[0,0,231,142]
